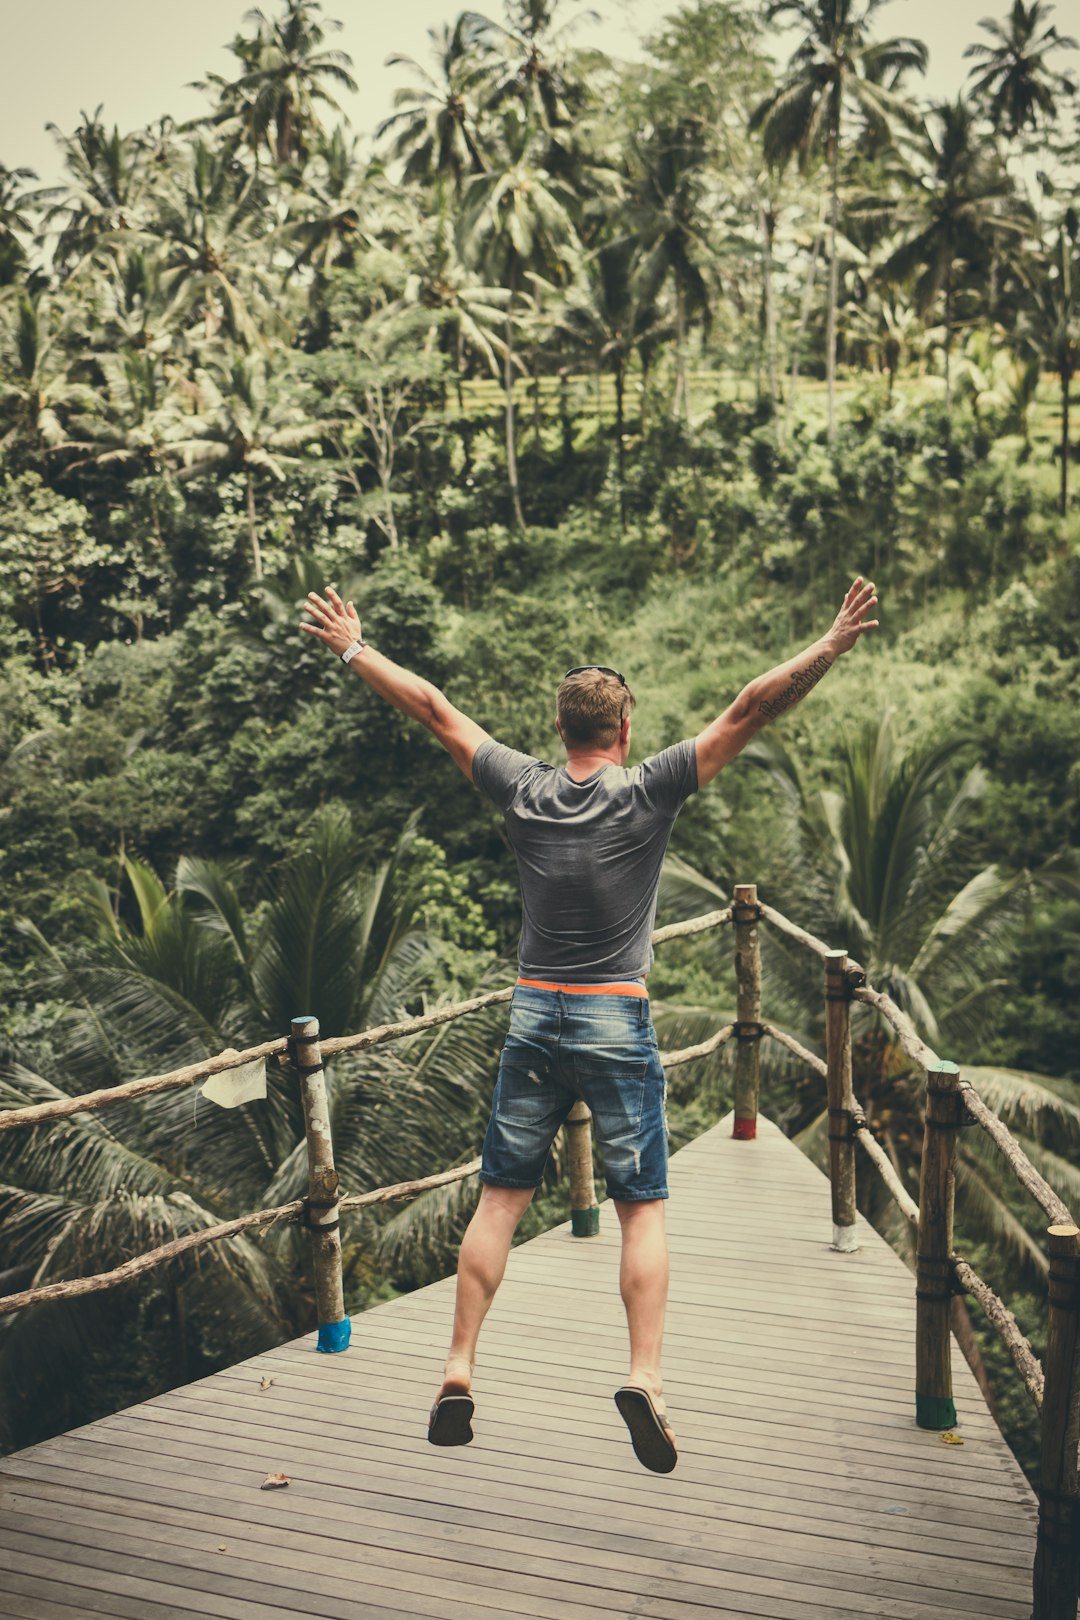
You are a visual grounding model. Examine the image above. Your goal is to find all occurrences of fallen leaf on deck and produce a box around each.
[261,1471,289,1489]
[259,1376,274,1390]
[941,1432,964,1445]
[218,1543,227,1552]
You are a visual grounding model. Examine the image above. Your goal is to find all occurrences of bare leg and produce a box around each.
[439,1183,535,1396]
[613,1198,670,1413]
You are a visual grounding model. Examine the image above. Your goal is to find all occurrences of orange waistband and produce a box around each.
[516,977,648,999]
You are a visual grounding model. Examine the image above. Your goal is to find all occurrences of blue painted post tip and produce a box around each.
[316,1318,352,1354]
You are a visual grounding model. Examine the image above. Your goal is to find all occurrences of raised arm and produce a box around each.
[300,587,492,782]
[694,577,879,788]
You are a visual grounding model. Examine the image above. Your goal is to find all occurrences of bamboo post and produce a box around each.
[566,1101,600,1237]
[1032,1223,1080,1620]
[732,884,762,1140]
[291,1015,350,1354]
[915,1059,961,1428]
[824,950,858,1252]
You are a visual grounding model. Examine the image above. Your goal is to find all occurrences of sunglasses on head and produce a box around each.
[563,664,626,686]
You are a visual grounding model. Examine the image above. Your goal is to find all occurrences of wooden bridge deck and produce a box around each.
[0,1115,1045,1620]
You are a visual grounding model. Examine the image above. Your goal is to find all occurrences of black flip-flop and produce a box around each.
[428,1391,475,1447]
[614,1385,678,1474]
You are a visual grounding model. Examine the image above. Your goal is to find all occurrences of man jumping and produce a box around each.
[301,576,878,1473]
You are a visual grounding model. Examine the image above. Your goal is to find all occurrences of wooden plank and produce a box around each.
[21,1416,1034,1567]
[0,1482,1033,1619]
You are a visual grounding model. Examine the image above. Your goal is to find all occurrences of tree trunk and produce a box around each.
[614,357,626,530]
[276,95,294,165]
[504,272,525,531]
[1061,366,1071,518]
[760,199,778,407]
[559,367,572,466]
[246,471,264,580]
[950,1294,999,1423]
[674,283,688,421]
[787,199,826,437]
[826,117,840,445]
[944,277,953,411]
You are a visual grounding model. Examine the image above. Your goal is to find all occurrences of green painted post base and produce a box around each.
[571,1206,600,1238]
[915,1393,958,1430]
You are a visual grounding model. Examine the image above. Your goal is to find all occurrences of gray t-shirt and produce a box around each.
[473,739,699,982]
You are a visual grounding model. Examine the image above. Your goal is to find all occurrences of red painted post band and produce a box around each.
[732,1117,757,1140]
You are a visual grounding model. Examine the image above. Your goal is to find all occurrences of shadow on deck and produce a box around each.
[0,1115,1041,1620]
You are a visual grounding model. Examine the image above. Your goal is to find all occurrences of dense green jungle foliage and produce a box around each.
[1,0,1079,1480]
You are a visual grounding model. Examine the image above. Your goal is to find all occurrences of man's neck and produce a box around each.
[564,747,622,781]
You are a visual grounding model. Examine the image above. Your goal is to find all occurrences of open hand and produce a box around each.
[299,587,362,659]
[828,577,879,656]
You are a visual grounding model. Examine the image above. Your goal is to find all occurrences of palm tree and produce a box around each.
[1,808,498,1450]
[1017,219,1079,515]
[0,291,97,452]
[191,0,357,166]
[629,116,715,422]
[0,165,39,289]
[169,353,324,578]
[470,0,599,133]
[750,0,927,443]
[462,116,580,528]
[280,128,379,278]
[878,99,1031,408]
[377,16,489,192]
[555,235,664,512]
[39,110,152,277]
[151,138,274,348]
[964,0,1078,140]
[55,350,185,483]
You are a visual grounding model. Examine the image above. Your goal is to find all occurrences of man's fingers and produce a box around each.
[307,591,334,616]
[298,622,327,639]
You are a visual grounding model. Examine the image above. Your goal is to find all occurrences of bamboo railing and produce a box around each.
[0,889,1076,1618]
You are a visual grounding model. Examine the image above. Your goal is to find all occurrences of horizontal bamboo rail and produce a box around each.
[0,1159,482,1318]
[952,1256,1045,1409]
[0,910,736,1134]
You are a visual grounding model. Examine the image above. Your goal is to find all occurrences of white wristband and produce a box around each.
[341,637,366,665]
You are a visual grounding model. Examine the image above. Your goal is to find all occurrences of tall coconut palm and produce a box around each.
[169,353,324,578]
[555,234,665,510]
[964,0,1078,140]
[0,165,39,290]
[750,1,927,443]
[629,117,715,422]
[2,807,499,1450]
[280,127,379,278]
[878,99,1031,408]
[151,138,275,348]
[377,16,489,192]
[191,0,357,166]
[39,110,152,277]
[469,0,598,133]
[462,116,580,528]
[1017,220,1079,515]
[0,292,97,452]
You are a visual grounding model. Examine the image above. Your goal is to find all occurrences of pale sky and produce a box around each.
[2,0,1072,185]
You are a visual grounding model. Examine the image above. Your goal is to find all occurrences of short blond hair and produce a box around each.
[556,669,636,748]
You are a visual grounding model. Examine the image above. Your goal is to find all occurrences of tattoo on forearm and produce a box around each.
[758,654,833,721]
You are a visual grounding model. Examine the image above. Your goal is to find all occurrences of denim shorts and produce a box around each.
[480,984,668,1202]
